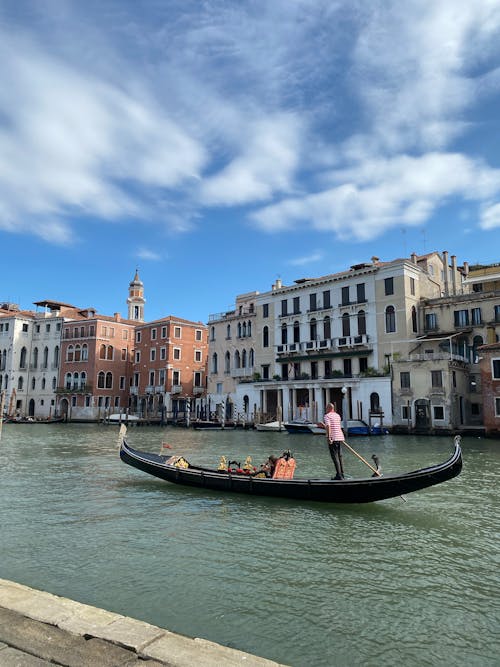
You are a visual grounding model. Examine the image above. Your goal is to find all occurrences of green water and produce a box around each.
[0,424,498,667]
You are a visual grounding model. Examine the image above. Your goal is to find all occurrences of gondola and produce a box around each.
[119,433,462,504]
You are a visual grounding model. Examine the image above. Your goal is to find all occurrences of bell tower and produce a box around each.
[127,269,145,322]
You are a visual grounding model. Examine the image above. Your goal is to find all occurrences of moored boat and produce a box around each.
[119,432,463,504]
[255,421,286,432]
[284,419,325,435]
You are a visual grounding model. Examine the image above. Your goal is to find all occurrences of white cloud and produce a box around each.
[252,152,500,240]
[288,252,324,266]
[480,202,500,230]
[136,248,162,261]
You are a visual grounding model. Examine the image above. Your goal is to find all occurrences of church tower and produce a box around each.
[127,269,146,322]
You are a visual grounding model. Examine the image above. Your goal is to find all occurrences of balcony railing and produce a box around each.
[55,385,93,394]
[276,334,371,356]
[171,384,182,394]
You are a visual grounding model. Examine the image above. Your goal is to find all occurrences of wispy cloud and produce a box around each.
[136,248,163,261]
[288,252,324,266]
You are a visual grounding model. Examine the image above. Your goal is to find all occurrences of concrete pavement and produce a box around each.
[0,579,288,666]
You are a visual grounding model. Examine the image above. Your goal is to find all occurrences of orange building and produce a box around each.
[131,316,208,421]
[57,309,137,421]
[478,342,500,437]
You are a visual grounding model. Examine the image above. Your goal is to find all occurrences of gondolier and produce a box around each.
[323,403,345,480]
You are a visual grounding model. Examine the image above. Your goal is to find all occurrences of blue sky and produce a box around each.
[1,0,500,323]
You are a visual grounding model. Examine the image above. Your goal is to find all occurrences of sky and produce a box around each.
[1,0,500,323]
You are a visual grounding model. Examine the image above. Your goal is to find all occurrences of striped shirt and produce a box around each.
[324,410,344,441]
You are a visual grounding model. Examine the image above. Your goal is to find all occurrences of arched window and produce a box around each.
[18,376,23,390]
[357,311,366,336]
[52,377,57,390]
[105,372,113,389]
[20,346,27,369]
[370,393,380,412]
[247,321,252,337]
[100,344,106,360]
[234,350,241,368]
[3,374,8,389]
[80,372,87,389]
[226,324,231,339]
[323,316,331,340]
[411,306,418,333]
[53,346,60,366]
[72,372,79,389]
[472,335,483,363]
[97,371,105,389]
[43,347,49,368]
[310,318,317,341]
[1,349,6,371]
[212,353,218,374]
[225,352,230,373]
[242,349,247,368]
[42,378,46,390]
[238,323,242,338]
[293,321,300,343]
[249,348,254,367]
[242,322,247,337]
[67,345,74,362]
[385,306,396,333]
[263,326,269,348]
[33,347,39,368]
[82,344,88,361]
[106,345,113,360]
[342,313,350,337]
[281,324,287,345]
[210,326,215,342]
[65,373,72,389]
[31,377,36,390]
[74,345,81,362]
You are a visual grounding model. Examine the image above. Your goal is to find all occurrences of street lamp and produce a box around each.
[341,385,348,432]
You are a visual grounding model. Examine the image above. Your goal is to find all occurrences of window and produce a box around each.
[20,347,27,369]
[293,321,300,343]
[402,405,411,420]
[341,286,349,305]
[433,406,445,420]
[281,324,287,345]
[342,313,350,337]
[310,293,317,311]
[431,370,443,387]
[151,328,157,340]
[293,296,300,314]
[343,358,352,376]
[194,371,202,387]
[494,305,500,323]
[311,361,318,379]
[454,310,469,327]
[159,369,166,385]
[226,324,231,339]
[149,371,155,385]
[22,323,29,333]
[356,283,366,303]
[135,351,140,363]
[173,348,181,360]
[495,398,500,417]
[263,303,269,318]
[425,313,437,330]
[410,277,415,295]
[195,329,203,341]
[357,310,366,335]
[105,372,112,389]
[323,290,331,308]
[492,359,500,379]
[472,283,483,293]
[400,372,411,388]
[359,357,368,374]
[225,352,230,373]
[212,353,218,374]
[172,370,180,385]
[323,316,331,339]
[281,300,288,316]
[150,349,156,362]
[98,371,105,389]
[160,347,166,360]
[411,306,418,333]
[120,376,125,390]
[310,318,317,341]
[161,326,167,338]
[262,365,270,380]
[136,331,141,343]
[195,350,202,362]
[263,326,269,348]
[121,348,127,361]
[471,308,482,325]
[385,306,396,333]
[384,277,394,295]
[174,326,181,338]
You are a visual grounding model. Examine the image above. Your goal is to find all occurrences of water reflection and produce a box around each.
[0,424,498,667]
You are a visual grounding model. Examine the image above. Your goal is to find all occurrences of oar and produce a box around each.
[342,440,407,502]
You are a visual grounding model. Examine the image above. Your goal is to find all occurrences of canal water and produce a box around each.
[0,424,498,667]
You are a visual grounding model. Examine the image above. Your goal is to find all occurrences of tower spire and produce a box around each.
[127,269,145,322]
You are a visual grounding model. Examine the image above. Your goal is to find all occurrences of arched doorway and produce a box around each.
[59,398,69,420]
[415,399,430,431]
[28,399,35,417]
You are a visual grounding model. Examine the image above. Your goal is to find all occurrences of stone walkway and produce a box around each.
[0,579,287,666]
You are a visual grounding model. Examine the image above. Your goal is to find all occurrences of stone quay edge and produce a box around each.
[0,578,288,667]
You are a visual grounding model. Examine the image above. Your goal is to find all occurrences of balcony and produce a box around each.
[130,386,138,395]
[193,386,204,395]
[230,368,254,378]
[171,384,182,394]
[55,384,93,394]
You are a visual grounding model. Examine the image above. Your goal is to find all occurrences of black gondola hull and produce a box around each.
[119,438,462,503]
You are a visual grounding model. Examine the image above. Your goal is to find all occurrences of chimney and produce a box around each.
[114,312,121,322]
[272,278,282,291]
[411,252,417,264]
[463,261,469,277]
[371,256,379,264]
[451,255,458,294]
[442,251,449,296]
